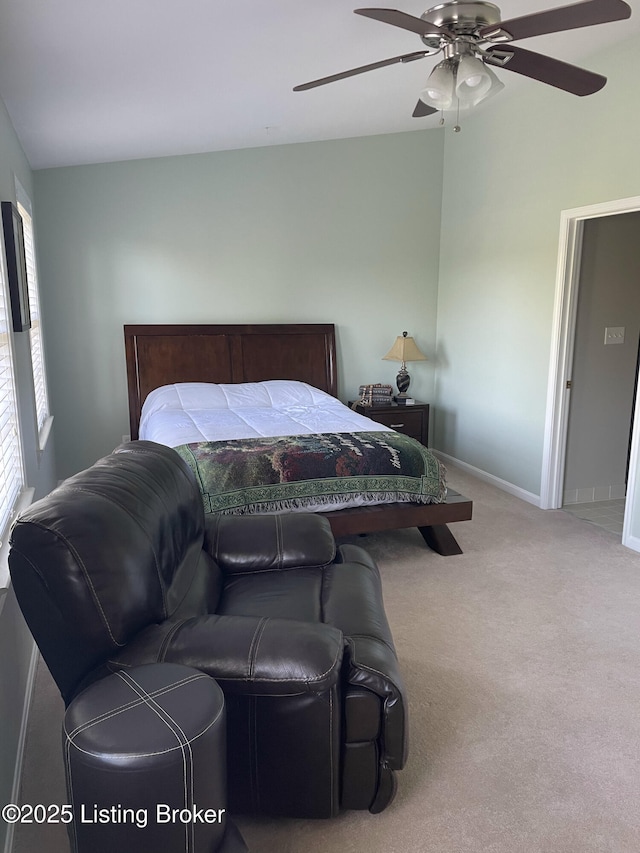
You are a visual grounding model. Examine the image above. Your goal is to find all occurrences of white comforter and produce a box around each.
[139,380,390,446]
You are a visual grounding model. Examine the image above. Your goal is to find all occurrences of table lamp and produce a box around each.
[382,331,427,402]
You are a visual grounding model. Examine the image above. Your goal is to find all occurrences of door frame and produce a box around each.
[540,194,640,550]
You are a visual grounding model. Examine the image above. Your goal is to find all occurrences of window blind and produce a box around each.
[17,200,50,437]
[0,261,25,539]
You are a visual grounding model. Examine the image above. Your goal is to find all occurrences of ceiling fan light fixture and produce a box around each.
[419,60,456,110]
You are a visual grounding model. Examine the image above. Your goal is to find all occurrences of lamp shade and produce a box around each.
[456,56,504,108]
[419,60,455,111]
[383,332,427,364]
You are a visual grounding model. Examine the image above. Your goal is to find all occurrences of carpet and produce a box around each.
[12,465,640,852]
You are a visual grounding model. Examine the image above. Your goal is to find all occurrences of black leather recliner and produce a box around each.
[9,440,408,819]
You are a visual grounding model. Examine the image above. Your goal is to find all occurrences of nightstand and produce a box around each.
[349,401,430,446]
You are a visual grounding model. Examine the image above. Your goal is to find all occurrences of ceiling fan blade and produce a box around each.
[355,8,452,38]
[293,51,428,91]
[484,45,606,95]
[413,99,438,117]
[480,0,631,42]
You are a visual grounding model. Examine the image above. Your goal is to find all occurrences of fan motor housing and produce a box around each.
[420,0,502,47]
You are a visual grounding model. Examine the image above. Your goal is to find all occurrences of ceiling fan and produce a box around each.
[293,0,632,121]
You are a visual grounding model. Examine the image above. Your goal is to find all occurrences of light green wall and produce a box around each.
[435,33,640,497]
[34,130,445,478]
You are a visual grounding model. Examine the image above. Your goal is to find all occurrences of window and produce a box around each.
[0,241,25,543]
[16,181,51,446]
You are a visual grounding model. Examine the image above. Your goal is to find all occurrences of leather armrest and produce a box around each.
[108,614,344,697]
[204,513,336,573]
[343,636,408,771]
[322,557,408,772]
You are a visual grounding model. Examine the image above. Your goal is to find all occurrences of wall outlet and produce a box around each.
[122,434,131,443]
[604,326,625,345]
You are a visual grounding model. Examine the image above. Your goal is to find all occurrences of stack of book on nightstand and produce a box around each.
[358,383,393,406]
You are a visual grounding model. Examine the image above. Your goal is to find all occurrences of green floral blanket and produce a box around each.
[175,431,446,514]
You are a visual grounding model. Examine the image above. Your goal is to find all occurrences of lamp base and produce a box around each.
[396,366,411,398]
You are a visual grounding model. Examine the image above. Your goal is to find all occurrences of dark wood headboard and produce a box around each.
[124,323,338,439]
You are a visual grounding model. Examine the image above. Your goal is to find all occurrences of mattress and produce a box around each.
[139,380,391,444]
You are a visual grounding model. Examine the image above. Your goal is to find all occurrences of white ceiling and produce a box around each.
[0,0,635,170]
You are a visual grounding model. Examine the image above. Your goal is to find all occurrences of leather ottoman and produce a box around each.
[63,663,247,853]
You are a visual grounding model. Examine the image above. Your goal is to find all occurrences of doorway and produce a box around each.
[540,194,640,553]
[561,212,640,534]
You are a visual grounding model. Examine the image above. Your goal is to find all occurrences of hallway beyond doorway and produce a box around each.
[563,499,625,535]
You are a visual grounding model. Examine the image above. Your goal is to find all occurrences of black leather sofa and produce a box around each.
[9,440,408,819]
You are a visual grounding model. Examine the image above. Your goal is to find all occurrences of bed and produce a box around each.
[124,323,472,555]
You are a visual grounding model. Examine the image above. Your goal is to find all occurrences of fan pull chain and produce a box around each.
[437,102,463,133]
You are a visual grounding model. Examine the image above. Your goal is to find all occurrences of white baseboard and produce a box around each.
[435,451,542,508]
[4,641,39,853]
[563,484,626,504]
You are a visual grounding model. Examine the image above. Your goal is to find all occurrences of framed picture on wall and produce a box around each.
[1,201,31,332]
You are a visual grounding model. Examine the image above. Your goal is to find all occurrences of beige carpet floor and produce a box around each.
[12,465,640,853]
